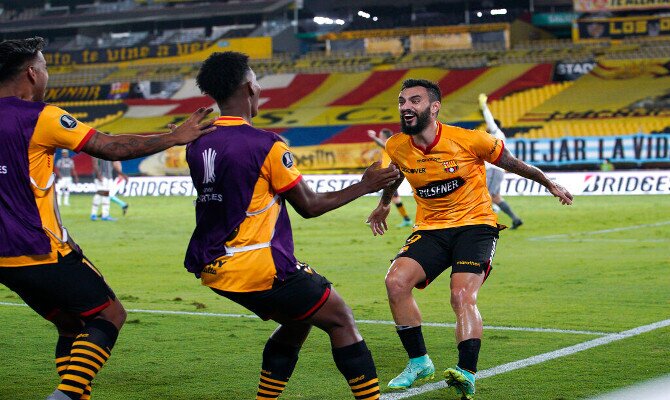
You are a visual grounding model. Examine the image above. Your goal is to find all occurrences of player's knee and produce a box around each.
[385,272,412,297]
[450,288,477,311]
[100,298,127,329]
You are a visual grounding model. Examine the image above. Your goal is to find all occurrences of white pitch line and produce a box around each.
[0,301,608,336]
[529,238,666,243]
[530,220,670,241]
[380,318,670,400]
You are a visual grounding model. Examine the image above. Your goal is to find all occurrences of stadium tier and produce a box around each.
[48,58,670,143]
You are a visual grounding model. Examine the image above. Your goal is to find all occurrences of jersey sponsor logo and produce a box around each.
[416,177,465,199]
[442,160,458,173]
[0,165,7,174]
[416,157,442,163]
[202,259,227,275]
[282,151,294,168]
[59,114,78,130]
[400,166,426,174]
[202,148,217,184]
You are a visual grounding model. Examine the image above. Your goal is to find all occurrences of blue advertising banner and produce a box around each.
[507,134,670,166]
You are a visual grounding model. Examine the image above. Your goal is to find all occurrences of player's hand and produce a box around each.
[167,107,216,145]
[478,93,488,109]
[367,129,377,139]
[366,203,391,236]
[360,161,400,193]
[548,182,573,205]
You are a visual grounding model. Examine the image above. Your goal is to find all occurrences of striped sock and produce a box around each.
[256,339,299,399]
[57,319,118,399]
[55,336,92,400]
[333,340,380,400]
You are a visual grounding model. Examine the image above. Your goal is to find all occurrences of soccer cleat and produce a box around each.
[101,216,117,222]
[387,355,435,390]
[46,390,71,400]
[90,214,98,221]
[122,204,129,216]
[511,219,523,230]
[397,219,413,228]
[444,366,476,400]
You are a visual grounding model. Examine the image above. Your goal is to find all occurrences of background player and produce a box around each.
[0,37,214,400]
[368,128,413,227]
[366,79,572,398]
[91,159,127,220]
[55,149,78,206]
[185,51,399,400]
[478,93,523,229]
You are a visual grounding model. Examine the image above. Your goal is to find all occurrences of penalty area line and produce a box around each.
[380,318,670,400]
[0,301,608,336]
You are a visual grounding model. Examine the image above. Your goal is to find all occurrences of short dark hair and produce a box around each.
[401,79,442,103]
[196,51,250,103]
[0,37,45,83]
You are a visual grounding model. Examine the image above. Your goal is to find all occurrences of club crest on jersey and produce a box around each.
[59,114,77,130]
[282,151,294,168]
[442,160,458,173]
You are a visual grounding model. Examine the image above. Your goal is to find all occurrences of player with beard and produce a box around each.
[366,79,572,398]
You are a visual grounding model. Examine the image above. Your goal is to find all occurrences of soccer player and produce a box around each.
[55,149,78,206]
[368,128,413,227]
[366,79,572,398]
[184,51,399,400]
[0,37,214,400]
[478,93,523,229]
[91,159,127,220]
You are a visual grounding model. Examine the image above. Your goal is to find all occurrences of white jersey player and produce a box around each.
[55,149,78,206]
[479,94,523,229]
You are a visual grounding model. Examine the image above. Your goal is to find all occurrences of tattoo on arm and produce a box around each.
[495,149,551,187]
[83,131,177,161]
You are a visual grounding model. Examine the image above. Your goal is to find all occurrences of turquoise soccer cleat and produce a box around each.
[387,355,435,390]
[397,219,413,228]
[444,366,476,399]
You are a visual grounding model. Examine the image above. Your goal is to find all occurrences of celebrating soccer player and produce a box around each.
[366,79,572,398]
[183,51,399,400]
[0,37,214,400]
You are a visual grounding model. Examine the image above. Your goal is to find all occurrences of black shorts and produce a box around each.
[394,224,500,289]
[212,264,332,321]
[0,251,116,320]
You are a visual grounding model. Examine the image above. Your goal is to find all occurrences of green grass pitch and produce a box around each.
[1,194,669,399]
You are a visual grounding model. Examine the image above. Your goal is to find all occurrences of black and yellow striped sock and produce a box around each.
[256,339,300,399]
[55,336,92,400]
[395,202,409,220]
[333,340,380,400]
[57,319,118,399]
[55,336,75,380]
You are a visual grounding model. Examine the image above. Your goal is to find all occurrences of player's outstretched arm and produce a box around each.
[367,130,387,148]
[494,148,573,205]
[366,174,404,236]
[82,108,215,161]
[283,161,400,219]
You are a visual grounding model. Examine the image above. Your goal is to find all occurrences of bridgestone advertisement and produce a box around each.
[59,171,670,197]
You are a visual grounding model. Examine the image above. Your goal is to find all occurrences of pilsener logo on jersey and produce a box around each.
[416,178,465,199]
